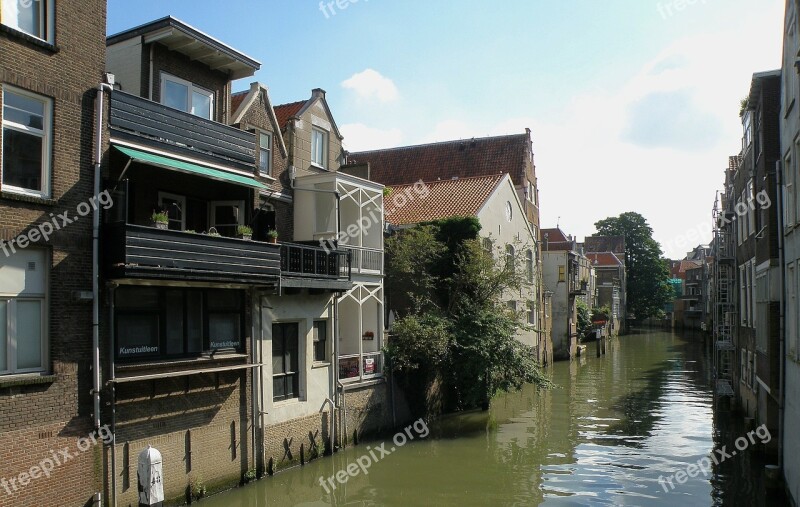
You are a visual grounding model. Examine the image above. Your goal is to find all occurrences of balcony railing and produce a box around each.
[109,91,255,173]
[345,246,383,274]
[280,243,351,279]
[105,223,280,285]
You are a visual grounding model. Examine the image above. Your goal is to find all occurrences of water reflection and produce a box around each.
[202,330,786,506]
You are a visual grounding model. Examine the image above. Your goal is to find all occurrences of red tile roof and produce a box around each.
[273,100,306,130]
[386,174,504,226]
[587,252,623,267]
[540,227,569,243]
[348,134,530,187]
[231,91,248,116]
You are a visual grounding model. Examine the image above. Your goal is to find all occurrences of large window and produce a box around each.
[526,250,534,282]
[2,86,51,197]
[272,323,299,402]
[311,127,328,168]
[158,192,186,231]
[258,132,272,176]
[160,73,214,120]
[0,249,47,375]
[115,287,243,360]
[785,152,795,227]
[1,0,53,41]
[505,245,515,271]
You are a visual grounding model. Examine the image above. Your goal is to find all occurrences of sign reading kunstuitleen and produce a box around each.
[119,345,159,356]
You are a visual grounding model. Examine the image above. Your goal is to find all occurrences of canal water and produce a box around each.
[203,330,787,506]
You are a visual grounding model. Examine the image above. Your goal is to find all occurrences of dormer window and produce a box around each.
[160,73,213,120]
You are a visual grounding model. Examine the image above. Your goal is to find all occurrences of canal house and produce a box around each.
[0,0,108,505]
[384,173,552,366]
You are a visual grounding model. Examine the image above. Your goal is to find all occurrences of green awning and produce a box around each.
[113,145,266,189]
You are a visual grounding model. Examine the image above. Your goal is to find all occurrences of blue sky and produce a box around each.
[108,0,783,259]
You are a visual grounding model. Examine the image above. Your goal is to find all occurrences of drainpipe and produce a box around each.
[108,284,117,507]
[775,159,785,473]
[250,289,258,476]
[94,80,113,506]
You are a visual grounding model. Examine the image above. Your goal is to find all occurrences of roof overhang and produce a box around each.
[747,69,781,109]
[107,17,261,79]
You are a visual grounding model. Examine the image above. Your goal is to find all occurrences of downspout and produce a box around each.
[250,289,258,476]
[258,297,267,476]
[776,159,785,473]
[95,81,113,506]
[148,42,154,101]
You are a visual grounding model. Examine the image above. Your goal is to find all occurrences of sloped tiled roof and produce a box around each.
[585,235,625,254]
[231,91,247,115]
[541,228,569,243]
[273,100,306,130]
[386,174,504,226]
[587,252,623,267]
[348,134,530,187]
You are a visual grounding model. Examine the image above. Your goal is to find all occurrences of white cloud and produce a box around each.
[341,69,399,102]
[341,123,403,151]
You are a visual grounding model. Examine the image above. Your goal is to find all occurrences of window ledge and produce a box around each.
[0,374,56,389]
[341,377,385,390]
[0,25,58,53]
[311,361,330,369]
[0,191,57,206]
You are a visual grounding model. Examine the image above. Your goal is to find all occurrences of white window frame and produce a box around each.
[311,127,328,168]
[739,264,747,326]
[1,85,52,198]
[1,0,54,42]
[258,131,272,176]
[526,249,534,283]
[0,250,48,375]
[747,180,756,234]
[158,192,186,231]
[160,73,214,119]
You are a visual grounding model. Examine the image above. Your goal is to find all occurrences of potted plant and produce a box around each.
[237,225,253,240]
[150,211,169,230]
[266,229,279,244]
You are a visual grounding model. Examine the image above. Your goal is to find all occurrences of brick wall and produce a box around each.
[0,0,107,505]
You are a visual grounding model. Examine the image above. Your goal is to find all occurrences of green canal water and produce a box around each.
[202,330,787,506]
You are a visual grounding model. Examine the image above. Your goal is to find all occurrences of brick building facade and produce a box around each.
[0,1,107,505]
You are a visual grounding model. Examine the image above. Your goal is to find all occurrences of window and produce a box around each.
[507,300,517,312]
[526,250,534,282]
[795,138,800,223]
[743,111,752,150]
[505,245,515,271]
[1,0,53,42]
[789,263,797,358]
[158,192,185,231]
[739,264,747,326]
[558,265,566,282]
[272,323,299,402]
[311,127,327,168]
[258,132,272,176]
[482,237,493,256]
[160,73,213,120]
[115,287,243,359]
[527,301,536,326]
[313,320,327,363]
[2,86,51,197]
[0,249,47,375]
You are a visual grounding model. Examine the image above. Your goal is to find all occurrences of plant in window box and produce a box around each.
[267,229,279,244]
[237,225,253,240]
[150,211,169,230]
[362,331,375,340]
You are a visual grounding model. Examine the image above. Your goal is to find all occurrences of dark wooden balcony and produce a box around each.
[279,243,352,290]
[105,223,280,285]
[109,91,255,173]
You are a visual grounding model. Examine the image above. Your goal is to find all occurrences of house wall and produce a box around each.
[110,370,252,505]
[782,1,800,503]
[105,37,142,96]
[259,291,335,471]
[288,92,344,176]
[542,251,576,360]
[478,179,540,350]
[0,0,107,505]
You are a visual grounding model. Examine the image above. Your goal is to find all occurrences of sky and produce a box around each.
[107,0,784,259]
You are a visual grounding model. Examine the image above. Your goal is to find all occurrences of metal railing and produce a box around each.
[279,242,351,279]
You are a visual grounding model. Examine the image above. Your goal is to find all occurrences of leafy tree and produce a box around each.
[594,212,673,322]
[576,298,591,338]
[385,219,551,414]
